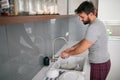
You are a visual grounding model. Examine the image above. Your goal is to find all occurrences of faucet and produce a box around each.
[51,37,68,62]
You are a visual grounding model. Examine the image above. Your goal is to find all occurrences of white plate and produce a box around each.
[59,71,84,80]
[46,69,59,78]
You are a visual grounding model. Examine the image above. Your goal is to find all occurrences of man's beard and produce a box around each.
[83,18,90,25]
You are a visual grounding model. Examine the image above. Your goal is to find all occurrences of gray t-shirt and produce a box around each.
[85,18,110,63]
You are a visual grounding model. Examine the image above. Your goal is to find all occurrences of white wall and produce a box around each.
[69,0,87,14]
[69,0,98,14]
[90,0,98,8]
[98,0,120,22]
[58,0,88,15]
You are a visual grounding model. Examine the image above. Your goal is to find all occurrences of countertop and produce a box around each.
[32,62,54,80]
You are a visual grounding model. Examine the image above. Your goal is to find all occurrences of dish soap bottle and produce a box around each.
[43,56,50,66]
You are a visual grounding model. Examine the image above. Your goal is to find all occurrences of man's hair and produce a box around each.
[75,1,95,15]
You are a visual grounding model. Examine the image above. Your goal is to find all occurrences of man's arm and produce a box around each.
[60,39,93,58]
[64,41,81,52]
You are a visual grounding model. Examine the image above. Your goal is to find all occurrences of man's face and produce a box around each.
[78,12,90,25]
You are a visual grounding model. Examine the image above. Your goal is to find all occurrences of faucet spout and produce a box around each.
[51,37,68,62]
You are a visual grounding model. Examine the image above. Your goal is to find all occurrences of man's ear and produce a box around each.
[88,12,93,17]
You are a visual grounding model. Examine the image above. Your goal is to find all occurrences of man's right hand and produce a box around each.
[60,51,70,59]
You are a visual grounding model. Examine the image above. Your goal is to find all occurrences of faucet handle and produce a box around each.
[51,55,59,62]
[54,55,59,58]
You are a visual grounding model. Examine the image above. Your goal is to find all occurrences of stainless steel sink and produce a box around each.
[48,55,90,80]
[46,42,90,80]
[50,56,85,72]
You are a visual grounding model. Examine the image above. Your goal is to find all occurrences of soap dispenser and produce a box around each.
[43,56,50,66]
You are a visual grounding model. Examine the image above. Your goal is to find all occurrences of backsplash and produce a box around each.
[68,16,88,41]
[0,16,88,80]
[0,17,69,80]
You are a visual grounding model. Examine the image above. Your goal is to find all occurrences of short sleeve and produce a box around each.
[85,24,102,43]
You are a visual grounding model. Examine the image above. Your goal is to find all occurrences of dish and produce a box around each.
[46,69,59,78]
[59,71,84,80]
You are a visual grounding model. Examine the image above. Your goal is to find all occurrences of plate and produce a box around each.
[58,71,84,80]
[46,69,59,78]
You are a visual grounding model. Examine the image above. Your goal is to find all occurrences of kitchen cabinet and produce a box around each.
[0,0,79,25]
[107,37,120,80]
[98,0,120,25]
[0,0,91,25]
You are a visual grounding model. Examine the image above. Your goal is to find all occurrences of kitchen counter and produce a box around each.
[32,62,54,80]
[32,41,90,80]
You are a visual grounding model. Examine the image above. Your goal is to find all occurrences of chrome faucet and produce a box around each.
[51,37,68,62]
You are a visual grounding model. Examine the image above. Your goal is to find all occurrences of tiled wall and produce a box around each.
[0,17,69,80]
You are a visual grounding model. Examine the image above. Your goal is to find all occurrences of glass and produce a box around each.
[54,0,58,14]
[36,0,44,14]
[16,0,29,15]
[42,0,50,14]
[29,0,37,15]
[48,0,55,14]
[0,0,10,16]
[24,0,29,14]
[8,0,14,15]
[47,0,58,14]
[0,0,2,16]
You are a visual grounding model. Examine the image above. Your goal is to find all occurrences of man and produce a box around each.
[60,1,111,80]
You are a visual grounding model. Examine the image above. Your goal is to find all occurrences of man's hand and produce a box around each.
[60,47,75,59]
[60,39,93,58]
[60,51,70,59]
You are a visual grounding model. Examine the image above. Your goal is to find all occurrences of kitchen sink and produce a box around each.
[47,53,90,80]
[50,56,85,72]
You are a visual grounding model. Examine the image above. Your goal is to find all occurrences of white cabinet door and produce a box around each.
[98,0,120,22]
[107,40,120,80]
